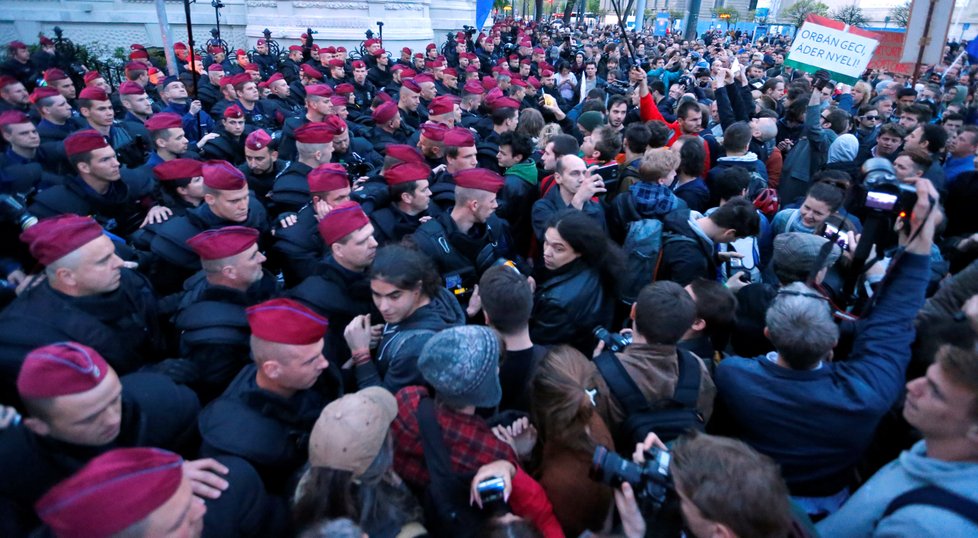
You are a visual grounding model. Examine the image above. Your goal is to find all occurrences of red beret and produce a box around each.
[36,447,184,538]
[305,84,333,97]
[413,53,424,59]
[509,54,519,60]
[244,63,260,72]
[223,104,244,119]
[322,115,347,135]
[0,76,18,90]
[245,129,272,151]
[330,95,349,107]
[413,73,435,84]
[370,48,385,57]
[63,130,109,157]
[130,43,147,51]
[78,87,109,102]
[466,65,479,73]
[420,122,447,141]
[401,47,411,54]
[322,46,337,54]
[385,161,432,186]
[527,76,541,89]
[328,59,345,68]
[123,61,146,73]
[39,36,54,47]
[455,168,504,193]
[463,81,485,95]
[256,39,266,47]
[375,91,392,103]
[352,60,367,69]
[267,72,284,85]
[384,144,424,164]
[443,127,475,148]
[218,75,234,87]
[17,342,110,399]
[443,67,458,78]
[20,214,104,265]
[207,63,225,73]
[402,79,421,94]
[174,42,188,51]
[9,40,27,50]
[541,69,554,77]
[510,78,527,88]
[231,73,252,88]
[29,86,60,104]
[533,47,545,54]
[482,76,498,90]
[301,64,325,80]
[144,112,183,132]
[426,43,437,50]
[493,97,522,110]
[117,81,143,96]
[257,80,270,90]
[44,67,68,83]
[372,101,399,124]
[520,58,531,66]
[208,44,224,53]
[294,122,335,144]
[399,68,417,78]
[247,298,328,344]
[153,158,203,182]
[83,71,101,85]
[337,46,347,53]
[428,96,454,116]
[235,48,246,56]
[308,163,349,193]
[187,226,259,260]
[318,200,370,245]
[0,110,30,127]
[334,83,354,95]
[364,39,379,48]
[288,44,303,52]
[129,49,149,60]
[202,160,247,190]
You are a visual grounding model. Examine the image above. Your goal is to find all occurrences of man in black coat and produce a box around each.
[198,298,337,499]
[239,129,286,204]
[270,121,335,215]
[199,104,246,165]
[369,160,436,246]
[0,342,204,538]
[174,226,279,402]
[277,82,332,162]
[0,216,164,408]
[367,101,409,155]
[0,41,35,87]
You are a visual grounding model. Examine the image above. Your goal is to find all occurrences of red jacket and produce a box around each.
[640,92,711,176]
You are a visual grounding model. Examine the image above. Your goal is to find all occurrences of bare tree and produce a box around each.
[890,1,910,28]
[831,4,869,28]
[780,0,830,28]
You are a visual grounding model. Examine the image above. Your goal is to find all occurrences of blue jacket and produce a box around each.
[714,253,931,496]
[943,155,975,184]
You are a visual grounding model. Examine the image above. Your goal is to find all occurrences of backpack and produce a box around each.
[619,218,696,305]
[594,348,705,449]
[415,397,486,538]
[882,486,978,527]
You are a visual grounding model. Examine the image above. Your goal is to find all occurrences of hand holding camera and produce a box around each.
[469,460,515,510]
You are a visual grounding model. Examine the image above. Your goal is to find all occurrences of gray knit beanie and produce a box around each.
[418,326,502,409]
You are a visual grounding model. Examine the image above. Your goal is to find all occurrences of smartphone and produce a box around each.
[823,223,849,250]
[476,476,507,515]
[730,57,741,76]
[593,162,619,193]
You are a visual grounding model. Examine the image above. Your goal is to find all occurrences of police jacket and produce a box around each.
[269,160,313,215]
[200,129,246,165]
[411,211,516,292]
[370,204,431,246]
[239,158,287,204]
[30,175,148,238]
[269,203,322,287]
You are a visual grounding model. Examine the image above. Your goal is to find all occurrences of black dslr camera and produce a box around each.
[593,326,631,352]
[342,152,373,179]
[590,445,672,510]
[861,158,917,217]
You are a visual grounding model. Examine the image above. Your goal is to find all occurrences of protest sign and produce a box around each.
[785,15,880,84]
[868,31,913,75]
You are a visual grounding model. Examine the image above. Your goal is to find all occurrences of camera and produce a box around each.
[823,223,849,250]
[343,152,373,179]
[593,326,631,352]
[476,476,508,515]
[861,158,917,217]
[0,193,39,230]
[590,444,671,509]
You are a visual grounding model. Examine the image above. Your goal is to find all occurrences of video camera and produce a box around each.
[0,193,38,230]
[590,444,671,511]
[861,158,917,218]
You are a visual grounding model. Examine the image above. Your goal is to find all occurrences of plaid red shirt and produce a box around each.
[392,386,517,489]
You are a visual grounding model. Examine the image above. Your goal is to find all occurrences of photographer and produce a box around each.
[713,179,942,517]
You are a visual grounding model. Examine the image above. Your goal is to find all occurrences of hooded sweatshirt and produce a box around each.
[817,441,978,537]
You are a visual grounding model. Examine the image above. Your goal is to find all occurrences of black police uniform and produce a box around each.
[268,160,313,215]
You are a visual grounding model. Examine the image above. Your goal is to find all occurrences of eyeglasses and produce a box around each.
[821,116,831,122]
[862,115,880,121]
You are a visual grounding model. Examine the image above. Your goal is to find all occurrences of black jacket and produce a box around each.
[411,211,517,294]
[200,129,246,165]
[530,259,614,353]
[269,203,322,287]
[657,208,716,286]
[269,160,313,215]
[30,175,148,238]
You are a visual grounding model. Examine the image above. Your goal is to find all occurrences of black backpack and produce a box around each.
[882,486,978,527]
[594,349,705,449]
[415,397,487,538]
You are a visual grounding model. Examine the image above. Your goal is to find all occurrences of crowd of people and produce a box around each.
[0,14,977,538]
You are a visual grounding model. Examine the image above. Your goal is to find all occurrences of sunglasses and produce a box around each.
[862,115,880,121]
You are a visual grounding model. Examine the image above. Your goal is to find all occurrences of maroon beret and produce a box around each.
[29,86,60,104]
[223,104,244,119]
[443,67,458,78]
[428,96,454,116]
[186,226,259,260]
[218,76,233,87]
[541,69,554,78]
[288,44,303,52]
[334,83,354,95]
[36,447,184,538]
[208,44,224,54]
[124,61,146,72]
[420,122,447,141]
[533,47,545,54]
[153,158,203,182]
[244,63,260,72]
[330,95,349,107]
[482,76,498,90]
[235,48,246,57]
[426,43,437,50]
[202,159,247,190]
[375,91,392,103]
[413,73,435,84]
[301,64,325,80]
[527,76,541,89]
[17,342,110,399]
[305,84,333,97]
[352,60,367,69]
[117,81,145,96]
[318,200,370,245]
[443,127,475,148]
[308,163,349,193]
[78,87,109,102]
[463,81,485,95]
[372,101,399,124]
[9,40,27,50]
[267,72,285,85]
[63,130,109,157]
[510,78,528,88]
[466,65,479,73]
[328,59,345,68]
[322,115,347,135]
[245,129,272,151]
[520,58,531,66]
[0,110,30,127]
[494,97,522,110]
[401,79,421,94]
[294,122,335,144]
[0,76,19,90]
[385,161,432,186]
[384,144,424,164]
[455,168,504,193]
[337,46,347,53]
[413,53,424,59]
[174,42,188,51]
[401,47,411,54]
[44,67,68,83]
[322,46,337,54]
[231,73,252,88]
[144,112,183,132]
[82,71,101,85]
[247,298,328,344]
[129,49,149,60]
[364,39,379,48]
[207,63,225,73]
[20,214,104,265]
